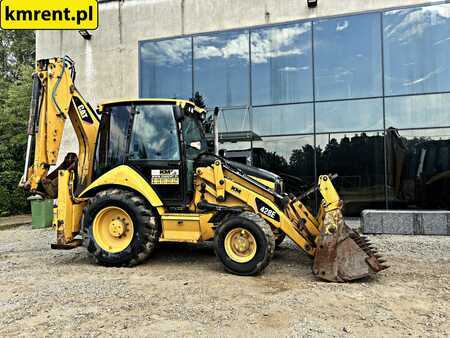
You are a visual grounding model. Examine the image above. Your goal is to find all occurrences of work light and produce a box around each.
[78,30,92,40]
[307,0,317,8]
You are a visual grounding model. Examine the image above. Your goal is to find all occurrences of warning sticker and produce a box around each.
[151,169,179,185]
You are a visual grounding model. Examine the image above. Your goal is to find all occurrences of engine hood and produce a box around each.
[194,153,283,193]
[226,160,283,193]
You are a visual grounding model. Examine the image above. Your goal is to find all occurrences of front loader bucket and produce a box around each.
[312,209,389,282]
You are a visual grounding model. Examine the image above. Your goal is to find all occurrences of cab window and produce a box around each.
[93,105,130,178]
[182,115,207,160]
[129,105,180,161]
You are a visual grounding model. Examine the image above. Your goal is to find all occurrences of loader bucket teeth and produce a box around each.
[313,209,388,282]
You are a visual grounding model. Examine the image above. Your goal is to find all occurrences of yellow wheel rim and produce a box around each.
[92,206,134,253]
[224,227,257,263]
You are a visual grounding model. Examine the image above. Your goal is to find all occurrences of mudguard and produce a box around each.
[78,165,163,208]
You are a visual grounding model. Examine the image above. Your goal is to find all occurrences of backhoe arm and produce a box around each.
[22,56,99,195]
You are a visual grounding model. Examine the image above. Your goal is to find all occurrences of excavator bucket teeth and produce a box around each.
[312,209,388,282]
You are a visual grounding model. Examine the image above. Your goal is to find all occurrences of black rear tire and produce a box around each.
[214,211,275,276]
[82,188,159,267]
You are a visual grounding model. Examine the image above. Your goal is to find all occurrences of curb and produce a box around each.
[0,215,32,231]
[0,222,30,231]
[361,210,450,236]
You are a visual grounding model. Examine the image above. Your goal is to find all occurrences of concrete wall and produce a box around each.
[36,0,442,105]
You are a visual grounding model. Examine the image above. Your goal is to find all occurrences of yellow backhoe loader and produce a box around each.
[20,56,388,282]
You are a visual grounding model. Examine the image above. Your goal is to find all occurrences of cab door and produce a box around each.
[126,104,185,206]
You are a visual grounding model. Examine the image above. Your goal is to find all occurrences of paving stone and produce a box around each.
[383,211,414,235]
[360,210,383,234]
[421,213,449,236]
[361,210,450,235]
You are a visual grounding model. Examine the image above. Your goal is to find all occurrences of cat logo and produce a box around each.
[73,96,93,124]
[78,104,88,118]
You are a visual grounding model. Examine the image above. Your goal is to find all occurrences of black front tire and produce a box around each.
[214,211,275,276]
[82,188,159,267]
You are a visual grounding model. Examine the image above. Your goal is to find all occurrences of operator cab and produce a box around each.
[93,99,208,207]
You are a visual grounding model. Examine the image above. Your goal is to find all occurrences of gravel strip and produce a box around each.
[0,225,449,337]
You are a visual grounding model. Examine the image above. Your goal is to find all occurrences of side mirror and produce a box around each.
[173,105,184,122]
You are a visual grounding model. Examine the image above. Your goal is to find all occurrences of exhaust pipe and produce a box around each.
[213,106,220,156]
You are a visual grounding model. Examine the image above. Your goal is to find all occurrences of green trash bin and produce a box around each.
[29,196,54,229]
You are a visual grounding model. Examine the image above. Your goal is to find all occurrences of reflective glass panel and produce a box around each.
[253,135,316,193]
[252,103,313,136]
[194,30,249,108]
[140,38,192,99]
[315,98,383,133]
[220,141,253,165]
[251,22,313,105]
[316,131,386,215]
[217,108,250,133]
[386,128,450,211]
[385,93,450,129]
[383,4,450,95]
[314,13,382,100]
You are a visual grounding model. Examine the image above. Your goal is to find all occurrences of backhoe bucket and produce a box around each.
[313,209,389,282]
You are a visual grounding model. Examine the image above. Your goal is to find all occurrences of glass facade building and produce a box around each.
[139,3,450,215]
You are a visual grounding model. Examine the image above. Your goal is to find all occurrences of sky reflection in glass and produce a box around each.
[314,13,382,100]
[384,4,450,95]
[140,37,192,99]
[194,30,250,108]
[251,22,313,105]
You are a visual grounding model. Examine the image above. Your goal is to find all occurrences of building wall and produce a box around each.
[35,0,450,214]
[36,0,440,105]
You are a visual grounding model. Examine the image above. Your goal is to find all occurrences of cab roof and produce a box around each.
[97,98,206,115]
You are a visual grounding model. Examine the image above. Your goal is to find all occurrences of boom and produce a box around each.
[21,56,99,194]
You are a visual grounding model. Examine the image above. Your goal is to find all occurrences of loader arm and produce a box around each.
[195,159,388,282]
[22,56,100,195]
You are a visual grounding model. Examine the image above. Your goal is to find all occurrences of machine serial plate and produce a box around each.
[151,169,179,185]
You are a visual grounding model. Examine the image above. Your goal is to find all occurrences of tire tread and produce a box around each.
[82,188,159,267]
